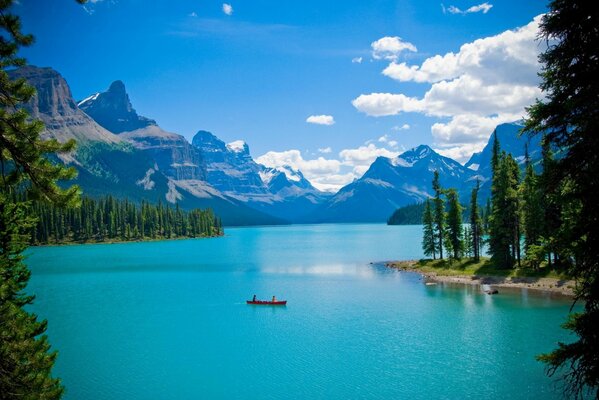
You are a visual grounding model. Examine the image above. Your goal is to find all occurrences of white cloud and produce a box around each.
[393,124,411,131]
[446,2,493,15]
[189,11,198,17]
[352,93,424,117]
[382,16,541,85]
[351,57,363,64]
[222,3,233,15]
[318,147,332,154]
[257,142,399,192]
[354,15,544,162]
[306,115,335,125]
[256,150,342,191]
[371,36,417,61]
[339,143,399,168]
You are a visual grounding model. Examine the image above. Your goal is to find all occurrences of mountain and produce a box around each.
[308,145,476,223]
[190,131,329,221]
[7,66,122,146]
[13,66,284,226]
[78,80,156,133]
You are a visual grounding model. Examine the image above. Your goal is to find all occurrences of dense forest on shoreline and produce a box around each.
[29,195,223,245]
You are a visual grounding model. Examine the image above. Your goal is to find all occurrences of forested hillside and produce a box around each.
[29,196,223,245]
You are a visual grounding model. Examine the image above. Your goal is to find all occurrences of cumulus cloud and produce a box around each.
[352,93,423,117]
[445,2,493,15]
[222,3,233,15]
[318,147,332,154]
[352,57,363,64]
[188,11,198,17]
[257,142,400,192]
[353,15,544,162]
[371,36,417,61]
[257,150,342,191]
[306,115,335,125]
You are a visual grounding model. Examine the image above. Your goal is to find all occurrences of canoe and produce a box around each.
[247,300,287,305]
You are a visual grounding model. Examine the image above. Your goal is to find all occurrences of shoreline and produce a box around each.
[384,260,576,297]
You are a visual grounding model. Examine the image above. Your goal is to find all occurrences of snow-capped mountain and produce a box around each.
[190,131,329,221]
[14,66,542,225]
[307,145,476,223]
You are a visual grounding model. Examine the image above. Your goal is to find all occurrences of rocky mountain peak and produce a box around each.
[78,80,156,133]
[9,65,78,118]
[108,80,126,94]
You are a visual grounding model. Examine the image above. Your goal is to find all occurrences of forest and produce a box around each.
[29,195,223,245]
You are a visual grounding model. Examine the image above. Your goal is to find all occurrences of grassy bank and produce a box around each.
[387,258,575,296]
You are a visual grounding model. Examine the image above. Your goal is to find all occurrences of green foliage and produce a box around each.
[488,149,521,268]
[1,1,86,397]
[421,200,436,259]
[469,181,483,261]
[444,188,463,260]
[28,195,223,244]
[432,171,445,260]
[387,202,425,225]
[0,195,64,399]
[522,0,599,396]
[520,145,544,269]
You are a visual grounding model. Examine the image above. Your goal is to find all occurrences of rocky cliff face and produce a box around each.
[11,66,283,226]
[191,131,270,201]
[78,81,207,181]
[78,80,156,133]
[8,66,121,145]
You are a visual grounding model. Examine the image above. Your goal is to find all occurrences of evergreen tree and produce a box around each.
[489,151,520,268]
[469,181,483,261]
[523,0,599,395]
[520,144,544,269]
[421,199,436,259]
[444,188,463,260]
[0,1,85,397]
[432,171,445,260]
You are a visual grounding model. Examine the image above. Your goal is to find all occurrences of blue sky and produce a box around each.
[17,0,547,191]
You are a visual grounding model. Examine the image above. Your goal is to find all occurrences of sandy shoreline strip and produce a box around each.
[385,260,576,297]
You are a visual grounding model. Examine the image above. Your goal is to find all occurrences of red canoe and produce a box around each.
[247,300,287,305]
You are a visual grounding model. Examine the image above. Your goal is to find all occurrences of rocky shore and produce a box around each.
[386,260,576,297]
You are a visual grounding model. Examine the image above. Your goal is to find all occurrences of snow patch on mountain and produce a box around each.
[226,140,247,153]
[136,168,156,190]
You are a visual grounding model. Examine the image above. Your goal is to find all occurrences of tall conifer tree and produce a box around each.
[523,0,599,395]
[0,1,86,397]
[469,181,483,261]
[432,171,445,260]
[444,188,463,260]
[421,199,436,259]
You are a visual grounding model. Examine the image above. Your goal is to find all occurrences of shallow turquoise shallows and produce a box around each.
[26,224,575,400]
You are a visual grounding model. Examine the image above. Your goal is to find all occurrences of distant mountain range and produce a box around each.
[11,66,541,225]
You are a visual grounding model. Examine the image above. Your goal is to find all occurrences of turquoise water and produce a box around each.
[26,224,574,399]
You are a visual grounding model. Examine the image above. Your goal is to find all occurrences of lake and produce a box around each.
[26,224,574,399]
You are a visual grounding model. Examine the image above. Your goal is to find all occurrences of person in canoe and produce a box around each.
[252,294,257,302]
[272,295,276,302]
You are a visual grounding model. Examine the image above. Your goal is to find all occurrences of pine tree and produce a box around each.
[432,171,445,260]
[421,199,436,259]
[0,1,85,397]
[523,0,599,395]
[489,151,520,268]
[520,144,544,269]
[444,188,463,260]
[469,181,483,261]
